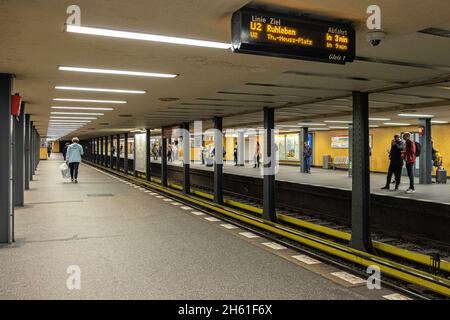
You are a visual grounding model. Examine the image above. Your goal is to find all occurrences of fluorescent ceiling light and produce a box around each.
[309,128,330,131]
[53,98,126,104]
[59,66,177,78]
[384,122,411,126]
[51,106,114,111]
[51,116,97,120]
[51,112,104,116]
[329,126,348,129]
[398,113,434,118]
[431,120,449,124]
[369,118,390,121]
[55,86,146,94]
[66,25,231,49]
[324,120,352,124]
[369,125,380,128]
[49,120,91,123]
[297,123,326,126]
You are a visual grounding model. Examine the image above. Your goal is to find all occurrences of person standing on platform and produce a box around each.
[47,143,52,158]
[303,142,312,174]
[62,142,70,161]
[381,134,404,191]
[66,137,84,183]
[233,142,238,166]
[253,141,261,168]
[402,132,416,194]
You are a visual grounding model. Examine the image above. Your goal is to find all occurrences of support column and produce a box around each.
[30,122,34,180]
[14,102,25,207]
[419,118,432,184]
[124,133,129,174]
[237,130,245,166]
[182,122,190,194]
[116,134,121,172]
[299,127,308,173]
[213,117,223,204]
[100,137,104,166]
[349,91,373,252]
[110,135,114,169]
[104,136,108,167]
[146,129,151,181]
[348,125,353,177]
[25,114,31,190]
[0,74,13,243]
[161,128,168,187]
[263,107,276,222]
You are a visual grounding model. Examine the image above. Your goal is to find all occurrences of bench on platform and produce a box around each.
[332,156,349,170]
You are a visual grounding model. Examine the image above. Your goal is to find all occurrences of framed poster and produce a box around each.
[134,133,147,173]
[331,135,349,149]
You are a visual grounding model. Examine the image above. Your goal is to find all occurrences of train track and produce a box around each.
[86,161,450,299]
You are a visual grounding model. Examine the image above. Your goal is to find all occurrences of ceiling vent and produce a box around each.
[418,27,450,38]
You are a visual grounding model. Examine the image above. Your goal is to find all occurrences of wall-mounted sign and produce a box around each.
[332,135,349,149]
[231,6,355,64]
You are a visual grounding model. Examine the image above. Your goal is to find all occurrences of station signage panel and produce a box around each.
[231,7,356,64]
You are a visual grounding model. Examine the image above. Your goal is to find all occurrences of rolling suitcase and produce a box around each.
[436,169,447,184]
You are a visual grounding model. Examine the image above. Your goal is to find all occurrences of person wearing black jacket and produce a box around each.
[381,134,404,191]
[62,142,70,161]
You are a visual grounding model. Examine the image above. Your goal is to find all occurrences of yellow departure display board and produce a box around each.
[232,7,355,64]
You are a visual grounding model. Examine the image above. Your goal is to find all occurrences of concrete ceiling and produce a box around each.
[1,0,450,139]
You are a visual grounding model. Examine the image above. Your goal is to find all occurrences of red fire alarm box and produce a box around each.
[11,94,22,116]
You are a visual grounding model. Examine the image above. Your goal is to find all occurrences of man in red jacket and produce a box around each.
[402,132,416,194]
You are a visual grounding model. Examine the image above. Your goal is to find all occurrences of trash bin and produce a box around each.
[436,169,447,184]
[323,155,331,169]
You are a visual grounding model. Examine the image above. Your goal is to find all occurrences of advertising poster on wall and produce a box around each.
[331,135,349,149]
[134,133,147,173]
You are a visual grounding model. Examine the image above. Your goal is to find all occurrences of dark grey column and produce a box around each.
[30,122,34,180]
[103,136,108,167]
[116,134,121,172]
[161,129,168,186]
[109,135,114,169]
[124,133,129,174]
[100,137,104,166]
[349,92,373,252]
[263,108,276,222]
[213,117,223,204]
[97,137,101,164]
[0,74,13,243]
[299,127,308,173]
[14,102,25,207]
[25,114,31,189]
[419,118,432,184]
[182,122,190,194]
[146,129,151,181]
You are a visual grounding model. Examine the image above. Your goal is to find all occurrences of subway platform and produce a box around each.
[0,154,408,300]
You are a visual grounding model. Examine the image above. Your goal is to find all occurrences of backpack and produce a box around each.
[414,141,421,157]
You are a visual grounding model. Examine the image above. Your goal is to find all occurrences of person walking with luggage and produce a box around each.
[402,132,416,194]
[381,135,404,191]
[303,142,312,174]
[66,137,84,183]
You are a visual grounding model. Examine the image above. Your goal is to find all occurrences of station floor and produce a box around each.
[0,154,409,300]
[159,160,450,205]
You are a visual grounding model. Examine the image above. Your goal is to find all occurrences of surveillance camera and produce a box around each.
[365,30,386,47]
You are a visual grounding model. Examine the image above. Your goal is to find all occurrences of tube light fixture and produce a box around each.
[53,98,126,104]
[398,113,434,118]
[66,25,231,50]
[50,116,97,120]
[431,120,449,124]
[369,118,391,121]
[324,120,353,124]
[384,122,411,126]
[51,112,105,116]
[51,106,114,111]
[49,119,92,123]
[297,123,326,126]
[55,86,146,94]
[329,126,349,129]
[59,66,177,78]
